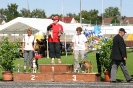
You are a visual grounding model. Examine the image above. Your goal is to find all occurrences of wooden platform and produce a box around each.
[13,72,100,82]
[13,73,53,82]
[54,73,100,82]
[40,64,73,73]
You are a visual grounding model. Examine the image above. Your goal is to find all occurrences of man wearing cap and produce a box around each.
[110,28,133,82]
[47,16,64,64]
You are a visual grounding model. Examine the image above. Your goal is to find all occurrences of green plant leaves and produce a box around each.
[99,36,113,72]
[0,37,20,71]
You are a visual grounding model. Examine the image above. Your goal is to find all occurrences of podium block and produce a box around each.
[13,73,53,82]
[54,73,101,82]
[40,64,73,73]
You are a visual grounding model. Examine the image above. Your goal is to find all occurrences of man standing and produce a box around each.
[47,16,64,64]
[22,28,36,73]
[110,28,133,82]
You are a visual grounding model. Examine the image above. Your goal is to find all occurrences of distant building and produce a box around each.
[0,19,6,24]
[103,17,133,26]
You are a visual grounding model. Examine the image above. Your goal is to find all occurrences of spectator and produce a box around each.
[110,28,133,83]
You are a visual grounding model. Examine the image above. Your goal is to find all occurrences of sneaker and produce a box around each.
[82,71,85,73]
[58,59,62,64]
[23,70,26,73]
[28,69,31,73]
[51,60,55,64]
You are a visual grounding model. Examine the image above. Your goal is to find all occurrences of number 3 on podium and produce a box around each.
[72,75,76,81]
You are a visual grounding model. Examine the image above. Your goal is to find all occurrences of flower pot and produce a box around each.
[104,71,110,82]
[2,71,13,81]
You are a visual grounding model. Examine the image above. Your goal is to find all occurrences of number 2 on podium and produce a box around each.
[31,75,35,80]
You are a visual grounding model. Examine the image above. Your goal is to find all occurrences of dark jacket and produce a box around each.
[110,34,127,60]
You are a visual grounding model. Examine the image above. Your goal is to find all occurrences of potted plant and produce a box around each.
[0,37,20,81]
[99,36,113,82]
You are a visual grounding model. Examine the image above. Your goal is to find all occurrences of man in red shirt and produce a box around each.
[47,16,64,64]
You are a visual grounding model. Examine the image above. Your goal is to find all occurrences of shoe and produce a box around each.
[51,62,55,64]
[127,78,133,82]
[23,70,26,73]
[28,69,31,73]
[51,60,55,64]
[82,71,85,73]
[58,59,62,64]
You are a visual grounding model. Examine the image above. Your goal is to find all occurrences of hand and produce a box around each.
[85,48,88,53]
[22,49,24,53]
[34,49,36,52]
[124,57,127,61]
[72,51,74,55]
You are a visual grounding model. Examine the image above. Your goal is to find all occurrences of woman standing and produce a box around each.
[72,27,88,73]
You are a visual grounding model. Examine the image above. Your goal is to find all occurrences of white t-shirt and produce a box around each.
[72,33,87,50]
[22,35,36,50]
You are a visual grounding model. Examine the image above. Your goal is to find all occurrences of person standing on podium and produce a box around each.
[22,28,37,73]
[72,27,88,73]
[47,16,64,64]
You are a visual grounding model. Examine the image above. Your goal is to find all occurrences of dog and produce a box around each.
[79,60,93,73]
[32,59,37,73]
[46,25,53,38]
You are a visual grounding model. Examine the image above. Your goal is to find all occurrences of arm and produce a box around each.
[85,42,88,53]
[22,37,25,53]
[118,37,127,59]
[22,42,25,53]
[33,38,37,52]
[60,25,64,34]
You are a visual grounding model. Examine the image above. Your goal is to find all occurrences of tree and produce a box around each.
[111,17,120,24]
[0,8,6,20]
[49,14,62,18]
[20,8,31,17]
[78,9,101,24]
[103,7,120,18]
[31,9,46,18]
[4,3,20,22]
[66,13,77,17]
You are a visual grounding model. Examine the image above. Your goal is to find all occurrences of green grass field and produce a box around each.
[0,49,133,81]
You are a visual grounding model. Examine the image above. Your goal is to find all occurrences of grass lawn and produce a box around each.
[0,49,133,81]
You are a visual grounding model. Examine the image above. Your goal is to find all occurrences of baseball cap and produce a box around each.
[119,28,126,33]
[52,16,59,20]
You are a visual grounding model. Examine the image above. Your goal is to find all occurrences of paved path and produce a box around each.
[0,82,133,88]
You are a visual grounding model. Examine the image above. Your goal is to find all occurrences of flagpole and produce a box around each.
[80,0,82,24]
[62,0,64,22]
[120,0,122,26]
[102,0,104,26]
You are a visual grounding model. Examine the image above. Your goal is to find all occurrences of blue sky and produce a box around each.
[0,0,133,17]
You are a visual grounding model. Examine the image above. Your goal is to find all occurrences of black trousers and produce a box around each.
[49,42,61,58]
[96,53,102,74]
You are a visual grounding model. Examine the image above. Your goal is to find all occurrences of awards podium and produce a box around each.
[14,64,101,82]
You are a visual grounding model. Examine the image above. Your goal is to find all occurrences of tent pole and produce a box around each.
[46,35,49,58]
[65,33,67,57]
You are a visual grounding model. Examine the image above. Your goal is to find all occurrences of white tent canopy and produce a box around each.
[0,17,79,34]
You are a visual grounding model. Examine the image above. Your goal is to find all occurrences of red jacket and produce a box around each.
[48,23,63,42]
